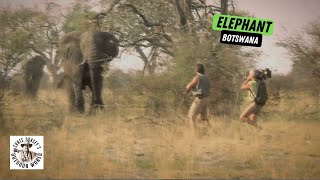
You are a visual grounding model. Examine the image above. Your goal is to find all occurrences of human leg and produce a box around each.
[188,98,201,129]
[240,103,255,122]
[199,98,211,127]
[247,113,258,127]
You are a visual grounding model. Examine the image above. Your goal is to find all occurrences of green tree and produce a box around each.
[92,0,261,115]
[278,18,320,90]
[62,0,96,32]
[0,4,66,105]
[0,4,62,81]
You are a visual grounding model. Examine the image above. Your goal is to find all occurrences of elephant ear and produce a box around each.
[79,31,119,64]
[99,32,119,60]
[59,32,84,65]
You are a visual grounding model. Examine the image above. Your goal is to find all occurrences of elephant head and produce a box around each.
[58,31,119,113]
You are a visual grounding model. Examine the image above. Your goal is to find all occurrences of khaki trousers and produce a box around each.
[188,97,209,122]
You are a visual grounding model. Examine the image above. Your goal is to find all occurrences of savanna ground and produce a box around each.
[0,89,319,179]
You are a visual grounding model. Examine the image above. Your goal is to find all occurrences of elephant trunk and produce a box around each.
[89,63,104,109]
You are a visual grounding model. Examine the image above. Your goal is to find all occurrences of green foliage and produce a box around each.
[104,69,133,89]
[165,33,260,114]
[99,0,177,41]
[268,74,294,93]
[0,0,264,117]
[278,18,320,89]
[0,5,61,78]
[0,9,33,76]
[98,0,178,75]
[98,0,262,115]
[62,0,96,32]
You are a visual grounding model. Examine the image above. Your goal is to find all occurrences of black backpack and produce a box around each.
[250,80,268,106]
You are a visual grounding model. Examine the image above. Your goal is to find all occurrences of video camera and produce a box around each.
[245,68,272,80]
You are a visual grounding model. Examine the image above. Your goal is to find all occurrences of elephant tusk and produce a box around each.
[80,60,87,65]
[79,57,114,66]
[86,57,116,64]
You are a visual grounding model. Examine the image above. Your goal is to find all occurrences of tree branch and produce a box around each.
[174,0,189,32]
[120,4,162,27]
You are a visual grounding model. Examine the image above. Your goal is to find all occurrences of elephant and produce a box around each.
[58,31,119,113]
[22,55,46,98]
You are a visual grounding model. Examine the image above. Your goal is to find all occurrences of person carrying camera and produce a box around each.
[185,64,211,128]
[240,69,268,129]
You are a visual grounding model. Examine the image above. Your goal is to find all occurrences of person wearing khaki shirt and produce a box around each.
[186,64,211,128]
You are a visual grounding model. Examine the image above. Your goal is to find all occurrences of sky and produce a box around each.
[1,0,320,74]
[235,0,320,74]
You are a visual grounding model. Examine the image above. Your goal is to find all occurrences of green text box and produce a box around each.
[212,14,274,36]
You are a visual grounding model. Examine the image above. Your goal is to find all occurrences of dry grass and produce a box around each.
[0,90,319,179]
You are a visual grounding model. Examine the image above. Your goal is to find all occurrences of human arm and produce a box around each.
[186,75,199,93]
[240,78,252,90]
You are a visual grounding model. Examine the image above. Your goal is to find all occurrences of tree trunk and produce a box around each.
[221,0,228,14]
[175,0,189,32]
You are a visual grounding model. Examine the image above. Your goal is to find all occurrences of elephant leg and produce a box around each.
[24,72,32,96]
[73,82,85,113]
[73,65,85,113]
[65,64,85,113]
[65,77,76,112]
[89,64,104,109]
[30,74,42,98]
[83,74,92,100]
[82,63,92,90]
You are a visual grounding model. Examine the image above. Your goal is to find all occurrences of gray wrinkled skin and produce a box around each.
[22,55,46,98]
[58,31,119,113]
